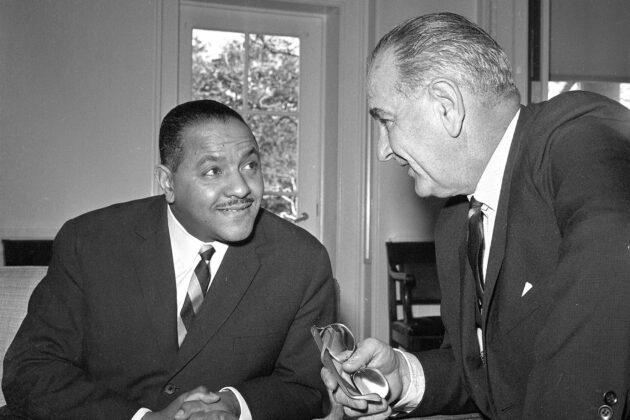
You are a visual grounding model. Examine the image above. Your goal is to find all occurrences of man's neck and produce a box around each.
[468,98,520,181]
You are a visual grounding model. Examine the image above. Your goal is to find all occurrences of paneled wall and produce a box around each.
[0,0,161,247]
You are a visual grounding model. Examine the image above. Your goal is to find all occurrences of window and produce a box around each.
[191,30,301,218]
[179,3,324,238]
[529,0,630,108]
[547,81,630,109]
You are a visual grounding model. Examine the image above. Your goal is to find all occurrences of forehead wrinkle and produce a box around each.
[194,144,259,168]
[199,137,258,153]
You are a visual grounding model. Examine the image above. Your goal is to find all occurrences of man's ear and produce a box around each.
[428,78,465,137]
[155,164,175,203]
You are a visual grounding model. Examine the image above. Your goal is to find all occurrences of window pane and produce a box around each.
[262,194,298,219]
[548,81,630,109]
[248,34,299,112]
[192,29,244,109]
[248,114,298,194]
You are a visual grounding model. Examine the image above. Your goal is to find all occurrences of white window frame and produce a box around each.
[178,1,324,238]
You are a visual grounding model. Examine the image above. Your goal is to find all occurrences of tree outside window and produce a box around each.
[192,30,301,220]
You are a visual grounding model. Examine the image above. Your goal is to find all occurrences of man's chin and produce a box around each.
[215,215,258,243]
[215,226,254,243]
[413,179,434,198]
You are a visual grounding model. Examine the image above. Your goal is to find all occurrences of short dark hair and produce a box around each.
[159,99,248,171]
[369,12,519,105]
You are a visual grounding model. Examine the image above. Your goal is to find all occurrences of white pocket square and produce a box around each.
[521,282,533,297]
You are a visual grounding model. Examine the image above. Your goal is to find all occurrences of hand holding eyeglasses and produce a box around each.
[311,323,390,402]
[313,324,408,418]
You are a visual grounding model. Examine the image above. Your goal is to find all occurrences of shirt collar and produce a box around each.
[470,109,520,211]
[166,204,228,270]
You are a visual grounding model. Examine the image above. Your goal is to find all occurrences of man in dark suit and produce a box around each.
[2,100,336,419]
[322,13,630,419]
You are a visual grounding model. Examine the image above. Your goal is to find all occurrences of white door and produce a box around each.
[178,2,324,239]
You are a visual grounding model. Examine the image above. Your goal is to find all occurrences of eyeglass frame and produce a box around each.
[311,323,389,402]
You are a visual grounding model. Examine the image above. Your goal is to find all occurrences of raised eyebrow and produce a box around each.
[196,154,221,168]
[196,146,259,167]
[243,146,260,158]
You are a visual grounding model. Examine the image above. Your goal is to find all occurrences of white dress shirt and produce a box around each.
[132,205,252,420]
[396,109,521,412]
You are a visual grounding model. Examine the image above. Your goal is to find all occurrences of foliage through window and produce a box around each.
[192,30,301,220]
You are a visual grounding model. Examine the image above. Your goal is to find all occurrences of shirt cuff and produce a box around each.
[221,386,252,420]
[131,408,151,420]
[391,348,425,413]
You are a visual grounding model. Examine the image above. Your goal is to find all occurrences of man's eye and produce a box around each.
[204,167,220,176]
[380,119,393,128]
[242,161,259,171]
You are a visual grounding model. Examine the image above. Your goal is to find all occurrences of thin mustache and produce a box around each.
[216,198,255,209]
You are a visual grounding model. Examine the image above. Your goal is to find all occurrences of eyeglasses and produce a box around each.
[311,323,389,401]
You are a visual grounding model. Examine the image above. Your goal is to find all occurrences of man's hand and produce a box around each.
[173,389,240,420]
[141,386,221,420]
[320,338,409,419]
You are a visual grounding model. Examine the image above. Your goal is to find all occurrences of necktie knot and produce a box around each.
[199,245,215,263]
[468,196,483,216]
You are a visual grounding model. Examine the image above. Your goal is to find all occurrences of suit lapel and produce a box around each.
[173,232,262,372]
[482,107,528,317]
[131,197,179,361]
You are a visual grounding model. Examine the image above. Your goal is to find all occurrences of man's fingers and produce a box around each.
[175,400,204,419]
[342,338,387,371]
[321,366,339,389]
[174,398,220,419]
[341,397,390,419]
[184,392,220,404]
[182,386,220,403]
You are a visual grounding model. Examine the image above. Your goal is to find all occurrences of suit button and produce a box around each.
[604,391,618,406]
[164,383,178,395]
[598,405,613,420]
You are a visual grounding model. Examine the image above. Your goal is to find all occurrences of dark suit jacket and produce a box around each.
[2,196,336,420]
[412,92,630,419]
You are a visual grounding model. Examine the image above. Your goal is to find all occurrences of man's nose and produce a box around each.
[227,170,251,197]
[376,132,393,162]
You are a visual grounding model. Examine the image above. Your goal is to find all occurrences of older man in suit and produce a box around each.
[322,12,630,419]
[2,100,336,420]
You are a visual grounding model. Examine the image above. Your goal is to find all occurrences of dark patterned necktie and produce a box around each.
[179,245,215,345]
[467,197,485,321]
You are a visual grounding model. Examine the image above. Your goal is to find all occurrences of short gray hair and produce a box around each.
[369,12,519,104]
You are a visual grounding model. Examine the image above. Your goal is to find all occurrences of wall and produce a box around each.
[0,0,160,247]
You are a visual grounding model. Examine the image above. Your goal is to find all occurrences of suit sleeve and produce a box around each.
[2,220,140,420]
[412,334,478,415]
[407,198,480,416]
[236,244,336,420]
[522,118,630,417]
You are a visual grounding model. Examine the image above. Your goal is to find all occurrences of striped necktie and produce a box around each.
[467,197,485,324]
[178,245,215,345]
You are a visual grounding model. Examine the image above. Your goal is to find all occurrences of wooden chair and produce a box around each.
[386,240,445,352]
[2,239,53,266]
